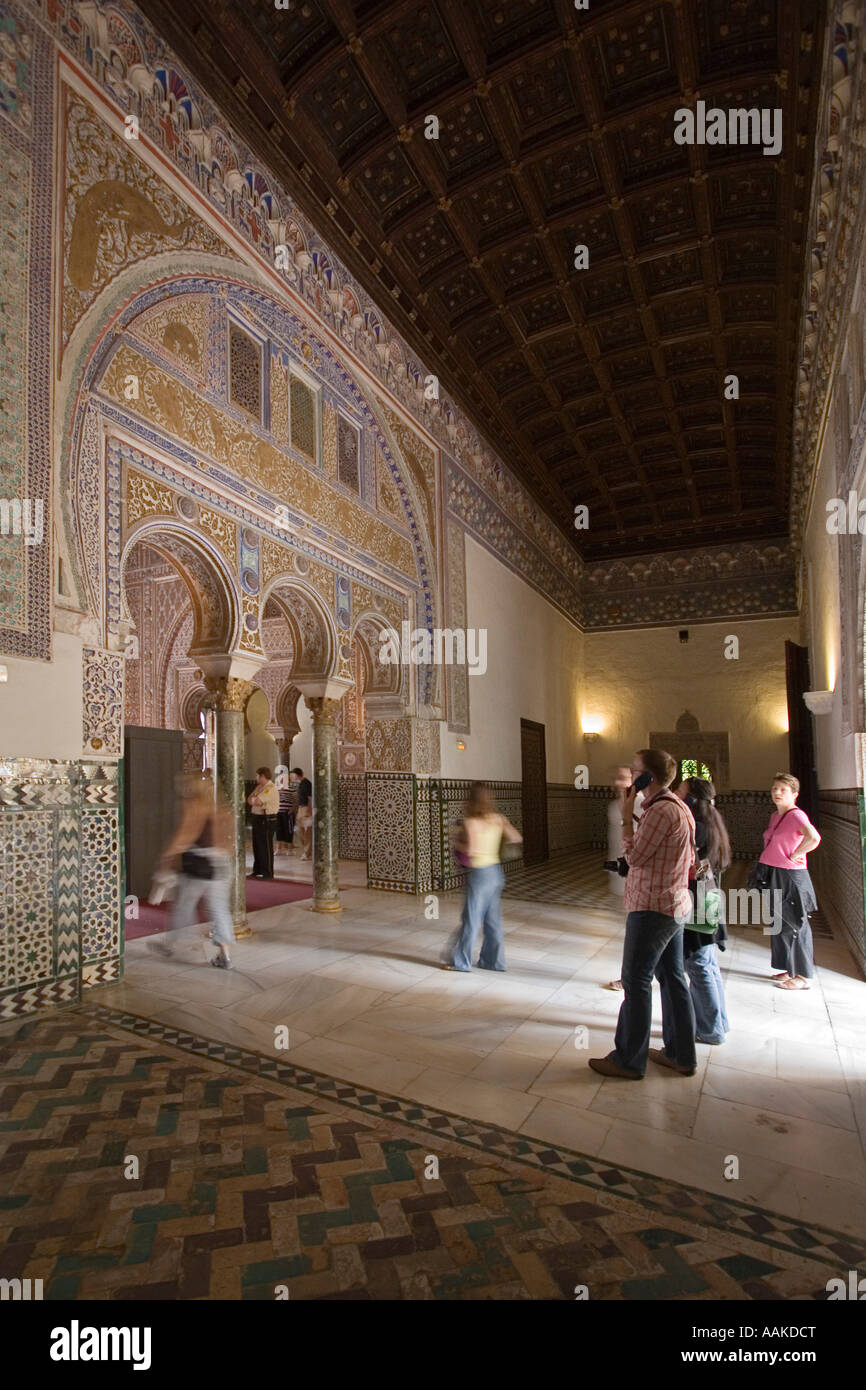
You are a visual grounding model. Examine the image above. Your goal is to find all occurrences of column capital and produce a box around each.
[204,673,255,712]
[306,696,342,723]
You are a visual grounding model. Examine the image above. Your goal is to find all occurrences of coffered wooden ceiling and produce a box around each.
[137,0,825,560]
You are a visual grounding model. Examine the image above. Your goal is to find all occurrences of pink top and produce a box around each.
[760,808,819,869]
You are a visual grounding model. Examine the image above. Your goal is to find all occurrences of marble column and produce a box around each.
[307,696,342,913]
[205,675,254,931]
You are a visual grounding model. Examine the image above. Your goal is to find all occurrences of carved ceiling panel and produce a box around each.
[138,0,826,559]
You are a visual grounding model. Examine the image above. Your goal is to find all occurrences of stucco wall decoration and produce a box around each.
[0,0,52,661]
[445,521,470,734]
[46,0,580,636]
[792,3,865,549]
[62,86,237,349]
[583,540,798,630]
[127,292,211,384]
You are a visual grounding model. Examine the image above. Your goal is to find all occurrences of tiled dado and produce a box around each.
[366,774,522,893]
[548,786,774,861]
[0,759,124,1020]
[547,784,609,851]
[814,789,866,976]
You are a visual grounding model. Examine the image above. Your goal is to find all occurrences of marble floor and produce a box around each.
[96,861,866,1244]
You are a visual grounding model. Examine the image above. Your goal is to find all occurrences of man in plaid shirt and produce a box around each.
[590,748,698,1080]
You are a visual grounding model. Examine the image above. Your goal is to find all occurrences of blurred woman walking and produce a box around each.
[157,774,236,969]
[445,782,522,973]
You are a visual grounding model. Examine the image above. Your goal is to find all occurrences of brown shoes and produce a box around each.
[588,1056,642,1080]
[648,1047,696,1077]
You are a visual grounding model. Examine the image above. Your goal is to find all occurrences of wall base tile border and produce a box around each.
[0,976,79,1023]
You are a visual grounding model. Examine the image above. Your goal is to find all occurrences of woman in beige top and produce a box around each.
[444,782,522,973]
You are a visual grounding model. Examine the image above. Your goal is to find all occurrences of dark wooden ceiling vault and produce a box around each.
[136,0,826,561]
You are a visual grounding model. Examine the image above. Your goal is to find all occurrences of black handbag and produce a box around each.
[181,850,214,880]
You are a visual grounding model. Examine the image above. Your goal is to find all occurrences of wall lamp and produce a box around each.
[582,717,603,743]
[803,690,833,716]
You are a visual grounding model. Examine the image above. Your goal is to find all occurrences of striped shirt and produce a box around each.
[624,791,696,919]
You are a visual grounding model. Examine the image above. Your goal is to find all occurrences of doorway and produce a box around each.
[785,640,819,823]
[520,718,548,865]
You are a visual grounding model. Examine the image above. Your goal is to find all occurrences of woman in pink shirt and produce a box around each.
[757,773,821,990]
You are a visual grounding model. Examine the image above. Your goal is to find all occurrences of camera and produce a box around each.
[603,856,629,877]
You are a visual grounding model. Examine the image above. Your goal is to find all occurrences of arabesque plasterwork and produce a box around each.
[62,85,237,348]
[98,342,418,579]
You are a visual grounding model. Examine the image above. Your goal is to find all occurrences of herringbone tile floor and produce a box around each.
[1,1009,863,1301]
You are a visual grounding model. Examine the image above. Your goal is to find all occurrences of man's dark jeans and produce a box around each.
[610,910,697,1076]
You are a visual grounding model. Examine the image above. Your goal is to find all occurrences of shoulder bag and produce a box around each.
[181,849,214,880]
[747,808,793,891]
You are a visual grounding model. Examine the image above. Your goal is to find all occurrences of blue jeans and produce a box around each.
[680,942,729,1044]
[611,910,696,1076]
[169,850,235,948]
[450,864,506,971]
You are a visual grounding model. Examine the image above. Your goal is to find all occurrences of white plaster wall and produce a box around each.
[440,535,584,781]
[0,634,84,761]
[801,422,860,789]
[289,696,313,780]
[582,617,798,788]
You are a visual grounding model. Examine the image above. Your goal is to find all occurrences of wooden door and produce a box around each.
[124,726,183,900]
[520,718,548,865]
[785,641,819,824]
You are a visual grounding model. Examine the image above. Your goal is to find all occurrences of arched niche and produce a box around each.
[120,519,239,659]
[649,722,731,790]
[353,611,403,702]
[260,579,337,682]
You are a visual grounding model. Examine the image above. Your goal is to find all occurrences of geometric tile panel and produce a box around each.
[434,780,523,892]
[366,773,416,892]
[1,1007,857,1301]
[0,759,123,1020]
[337,775,366,861]
[79,809,122,963]
[366,775,522,894]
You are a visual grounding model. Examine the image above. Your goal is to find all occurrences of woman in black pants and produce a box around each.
[755,773,821,991]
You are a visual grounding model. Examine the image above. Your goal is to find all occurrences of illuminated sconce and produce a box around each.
[803,690,834,716]
[456,739,466,751]
[582,715,603,743]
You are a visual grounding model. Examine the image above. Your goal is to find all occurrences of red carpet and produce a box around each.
[126,877,315,939]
